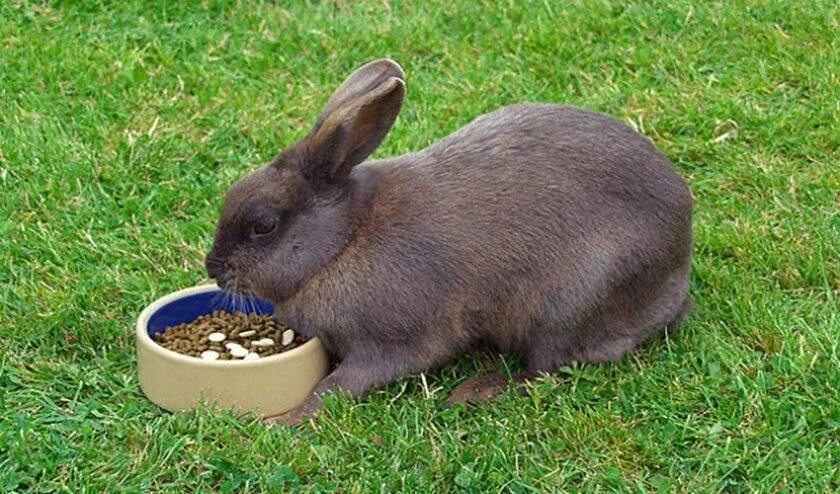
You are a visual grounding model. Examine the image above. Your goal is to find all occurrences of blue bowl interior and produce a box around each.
[146,290,274,338]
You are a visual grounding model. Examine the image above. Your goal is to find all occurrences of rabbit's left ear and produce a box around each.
[312,59,405,135]
[299,74,405,183]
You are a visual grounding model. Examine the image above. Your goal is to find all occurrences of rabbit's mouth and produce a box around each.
[213,271,245,296]
[206,257,227,282]
[205,255,266,303]
[205,255,240,293]
[217,274,259,304]
[214,273,234,291]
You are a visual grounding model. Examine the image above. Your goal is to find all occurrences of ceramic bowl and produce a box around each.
[136,284,328,416]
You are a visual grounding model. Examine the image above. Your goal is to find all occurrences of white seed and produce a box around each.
[281,329,295,346]
[229,346,249,358]
[251,338,274,347]
[243,352,260,361]
[207,332,226,342]
[238,330,256,337]
[200,350,220,361]
[225,342,243,350]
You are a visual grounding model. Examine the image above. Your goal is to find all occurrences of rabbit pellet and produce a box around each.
[153,310,303,360]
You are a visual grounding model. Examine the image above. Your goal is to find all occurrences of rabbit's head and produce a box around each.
[205,59,405,302]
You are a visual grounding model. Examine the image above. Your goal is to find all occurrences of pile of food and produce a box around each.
[153,310,303,361]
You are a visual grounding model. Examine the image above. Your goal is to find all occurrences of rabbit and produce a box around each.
[205,59,693,425]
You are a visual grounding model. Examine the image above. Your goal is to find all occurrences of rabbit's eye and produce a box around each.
[252,218,277,236]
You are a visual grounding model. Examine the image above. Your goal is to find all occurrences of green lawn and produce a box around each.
[1,0,838,492]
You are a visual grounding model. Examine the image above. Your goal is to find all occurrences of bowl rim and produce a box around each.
[136,283,322,367]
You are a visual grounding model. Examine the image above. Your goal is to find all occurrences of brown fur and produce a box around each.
[205,59,693,424]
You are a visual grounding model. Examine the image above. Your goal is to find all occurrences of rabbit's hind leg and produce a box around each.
[527,263,691,372]
[444,371,532,407]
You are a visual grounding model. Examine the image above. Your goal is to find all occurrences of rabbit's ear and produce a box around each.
[300,76,405,183]
[313,59,405,135]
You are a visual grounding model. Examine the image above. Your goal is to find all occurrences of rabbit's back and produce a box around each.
[364,103,691,273]
[419,103,688,218]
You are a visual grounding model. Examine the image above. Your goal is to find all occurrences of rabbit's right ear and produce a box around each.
[297,61,405,184]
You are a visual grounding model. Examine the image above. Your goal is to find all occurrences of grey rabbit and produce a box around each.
[205,59,693,424]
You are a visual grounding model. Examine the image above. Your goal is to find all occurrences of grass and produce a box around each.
[1,0,838,491]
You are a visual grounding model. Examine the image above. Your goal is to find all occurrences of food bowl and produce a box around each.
[136,284,328,416]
